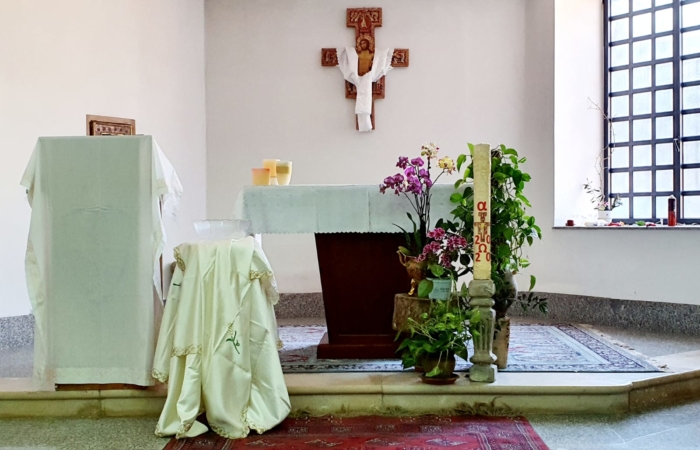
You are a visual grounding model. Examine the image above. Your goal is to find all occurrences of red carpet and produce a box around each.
[163,415,549,449]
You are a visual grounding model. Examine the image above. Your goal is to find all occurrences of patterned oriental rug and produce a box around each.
[163,415,549,450]
[279,324,662,373]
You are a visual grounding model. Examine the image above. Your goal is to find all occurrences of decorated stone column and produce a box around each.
[469,144,497,383]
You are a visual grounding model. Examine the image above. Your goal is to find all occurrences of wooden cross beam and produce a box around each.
[321,8,409,130]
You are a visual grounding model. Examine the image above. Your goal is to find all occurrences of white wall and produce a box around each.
[207,0,700,306]
[206,0,533,293]
[554,0,604,224]
[0,0,207,317]
[532,0,700,305]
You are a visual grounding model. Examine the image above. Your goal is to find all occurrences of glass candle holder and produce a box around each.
[668,195,677,226]
[276,161,293,185]
[262,159,279,178]
[252,168,270,186]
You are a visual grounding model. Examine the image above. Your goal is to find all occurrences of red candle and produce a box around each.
[668,195,677,226]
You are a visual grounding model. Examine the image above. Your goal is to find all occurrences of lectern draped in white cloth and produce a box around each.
[21,136,182,388]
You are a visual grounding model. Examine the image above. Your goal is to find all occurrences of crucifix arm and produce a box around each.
[321,48,409,67]
[321,48,339,66]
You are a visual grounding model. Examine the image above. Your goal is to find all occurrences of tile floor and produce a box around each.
[529,399,700,449]
[2,317,700,449]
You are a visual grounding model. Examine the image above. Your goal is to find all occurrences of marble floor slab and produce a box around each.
[0,417,165,450]
[529,399,700,449]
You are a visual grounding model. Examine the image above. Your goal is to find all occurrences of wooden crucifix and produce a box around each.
[321,8,409,130]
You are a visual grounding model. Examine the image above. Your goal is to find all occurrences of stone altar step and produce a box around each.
[1,353,700,418]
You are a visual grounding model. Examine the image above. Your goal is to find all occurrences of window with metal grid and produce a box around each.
[605,0,700,223]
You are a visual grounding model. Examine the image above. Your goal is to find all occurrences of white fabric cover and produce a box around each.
[336,47,394,132]
[152,237,289,439]
[233,184,463,234]
[21,136,182,388]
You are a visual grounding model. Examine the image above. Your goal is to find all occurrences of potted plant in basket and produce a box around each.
[441,144,547,369]
[396,300,480,384]
[583,179,622,223]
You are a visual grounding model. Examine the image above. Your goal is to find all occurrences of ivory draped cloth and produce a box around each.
[233,184,464,234]
[152,237,290,439]
[336,47,394,132]
[21,136,182,388]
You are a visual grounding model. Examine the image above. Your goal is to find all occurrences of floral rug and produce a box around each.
[279,324,662,373]
[163,415,549,449]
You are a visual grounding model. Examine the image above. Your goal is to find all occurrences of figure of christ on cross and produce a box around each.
[321,8,409,131]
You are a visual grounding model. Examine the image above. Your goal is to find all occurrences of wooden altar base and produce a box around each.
[317,332,399,360]
[314,232,407,360]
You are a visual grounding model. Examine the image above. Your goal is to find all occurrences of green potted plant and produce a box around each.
[441,144,546,369]
[583,178,623,223]
[396,300,479,384]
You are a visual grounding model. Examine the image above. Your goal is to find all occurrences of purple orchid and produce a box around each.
[410,157,424,167]
[379,145,454,257]
[396,156,409,169]
[419,227,470,275]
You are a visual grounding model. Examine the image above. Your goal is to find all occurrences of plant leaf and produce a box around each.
[425,366,442,377]
[457,154,467,172]
[418,280,433,298]
[529,275,536,291]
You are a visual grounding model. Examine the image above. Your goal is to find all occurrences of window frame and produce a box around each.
[604,0,700,224]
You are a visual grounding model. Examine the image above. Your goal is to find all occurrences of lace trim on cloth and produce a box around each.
[210,422,249,440]
[242,405,268,435]
[250,270,273,280]
[151,368,168,384]
[174,246,186,272]
[176,421,194,439]
[171,345,202,357]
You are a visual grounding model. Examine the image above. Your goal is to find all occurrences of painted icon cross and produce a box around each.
[321,8,409,130]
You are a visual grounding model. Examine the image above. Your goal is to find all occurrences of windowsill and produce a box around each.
[553,225,700,230]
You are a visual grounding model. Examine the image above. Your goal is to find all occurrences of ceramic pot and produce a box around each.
[421,350,456,380]
[397,252,427,297]
[493,317,511,370]
[428,278,452,300]
[598,210,612,223]
[414,352,425,373]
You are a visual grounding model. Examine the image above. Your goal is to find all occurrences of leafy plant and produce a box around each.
[440,144,544,318]
[516,291,548,315]
[583,178,622,211]
[396,300,480,377]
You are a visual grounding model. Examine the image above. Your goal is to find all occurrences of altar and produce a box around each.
[234,184,457,359]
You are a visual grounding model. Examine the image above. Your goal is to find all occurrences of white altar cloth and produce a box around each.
[233,184,463,234]
[152,238,290,439]
[21,136,182,387]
